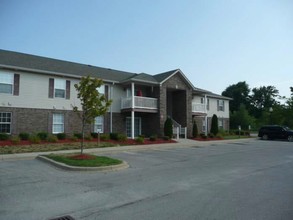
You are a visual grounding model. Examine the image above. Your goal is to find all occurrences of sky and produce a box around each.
[0,0,293,98]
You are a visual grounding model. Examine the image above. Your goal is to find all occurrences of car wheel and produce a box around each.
[288,135,293,142]
[262,134,268,140]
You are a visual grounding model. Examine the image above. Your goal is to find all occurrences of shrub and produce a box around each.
[135,136,144,144]
[162,136,170,141]
[37,132,48,141]
[192,120,199,138]
[29,134,41,144]
[56,133,66,140]
[85,135,93,141]
[200,133,207,139]
[10,136,20,144]
[0,133,10,141]
[208,133,215,138]
[149,135,157,141]
[19,132,30,140]
[164,118,173,138]
[117,134,127,142]
[91,132,98,138]
[110,133,119,140]
[210,114,219,136]
[100,134,110,141]
[69,135,78,142]
[74,133,82,139]
[47,135,58,143]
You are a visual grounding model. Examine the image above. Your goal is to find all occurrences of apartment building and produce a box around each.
[0,49,231,138]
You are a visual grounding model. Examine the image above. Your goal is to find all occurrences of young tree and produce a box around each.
[210,114,219,136]
[73,76,112,154]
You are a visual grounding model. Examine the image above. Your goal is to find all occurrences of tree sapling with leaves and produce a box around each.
[73,76,112,154]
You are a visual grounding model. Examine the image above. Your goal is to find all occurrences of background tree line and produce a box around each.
[222,82,293,131]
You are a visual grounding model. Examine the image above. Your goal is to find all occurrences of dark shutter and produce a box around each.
[217,100,219,111]
[105,85,109,101]
[49,78,54,98]
[223,101,225,111]
[13,74,20,96]
[66,80,70,99]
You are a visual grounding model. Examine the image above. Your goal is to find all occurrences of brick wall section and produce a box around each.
[0,107,97,135]
[159,73,193,137]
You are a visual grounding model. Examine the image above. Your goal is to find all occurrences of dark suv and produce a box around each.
[258,125,293,142]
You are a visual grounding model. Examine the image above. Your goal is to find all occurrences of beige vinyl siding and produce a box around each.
[207,98,229,118]
[0,70,82,110]
[111,85,125,113]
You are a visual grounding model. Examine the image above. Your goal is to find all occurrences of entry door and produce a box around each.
[126,117,141,138]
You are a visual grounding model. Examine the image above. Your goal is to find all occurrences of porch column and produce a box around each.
[204,94,208,136]
[131,82,135,139]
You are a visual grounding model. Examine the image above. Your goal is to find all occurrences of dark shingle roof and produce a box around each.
[153,69,178,83]
[0,49,136,82]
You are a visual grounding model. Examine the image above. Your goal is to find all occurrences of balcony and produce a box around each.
[121,96,158,112]
[192,103,206,113]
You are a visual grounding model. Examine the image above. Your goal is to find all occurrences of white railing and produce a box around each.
[172,118,187,139]
[121,96,158,110]
[192,103,206,113]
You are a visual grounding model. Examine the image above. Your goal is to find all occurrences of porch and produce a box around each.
[121,96,158,113]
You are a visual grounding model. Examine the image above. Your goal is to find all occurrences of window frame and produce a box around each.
[52,113,64,134]
[54,79,66,98]
[218,100,225,111]
[0,112,12,134]
[0,72,13,94]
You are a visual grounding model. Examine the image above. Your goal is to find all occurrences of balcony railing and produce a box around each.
[121,96,158,110]
[192,103,206,113]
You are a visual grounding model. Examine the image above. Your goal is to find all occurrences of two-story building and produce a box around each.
[0,49,231,138]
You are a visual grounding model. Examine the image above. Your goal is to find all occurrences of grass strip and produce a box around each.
[45,154,122,167]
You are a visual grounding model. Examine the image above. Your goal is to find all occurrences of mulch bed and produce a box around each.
[192,137,224,141]
[0,138,176,147]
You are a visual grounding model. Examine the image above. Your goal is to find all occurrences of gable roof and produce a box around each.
[0,49,136,83]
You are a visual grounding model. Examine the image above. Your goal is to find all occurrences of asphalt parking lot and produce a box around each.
[1,139,293,220]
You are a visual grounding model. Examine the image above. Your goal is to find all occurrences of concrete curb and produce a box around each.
[0,138,257,161]
[37,155,129,172]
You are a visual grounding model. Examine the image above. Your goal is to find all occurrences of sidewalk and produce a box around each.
[0,138,256,161]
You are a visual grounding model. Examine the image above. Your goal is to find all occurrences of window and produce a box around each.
[218,100,225,111]
[53,113,64,134]
[202,118,206,132]
[0,112,12,133]
[97,85,105,94]
[126,117,141,137]
[207,99,210,111]
[49,78,70,99]
[94,116,104,133]
[218,119,224,129]
[0,73,13,94]
[54,79,66,98]
[200,97,204,104]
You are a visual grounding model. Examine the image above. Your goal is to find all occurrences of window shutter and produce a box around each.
[105,85,109,101]
[223,101,225,111]
[66,80,70,99]
[49,78,54,98]
[217,100,219,111]
[13,74,20,96]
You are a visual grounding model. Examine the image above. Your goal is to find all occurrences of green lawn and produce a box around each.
[223,135,253,140]
[45,154,122,167]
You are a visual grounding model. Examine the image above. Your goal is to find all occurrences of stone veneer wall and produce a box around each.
[159,73,193,137]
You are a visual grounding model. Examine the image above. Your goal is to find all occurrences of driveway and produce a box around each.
[1,139,293,220]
